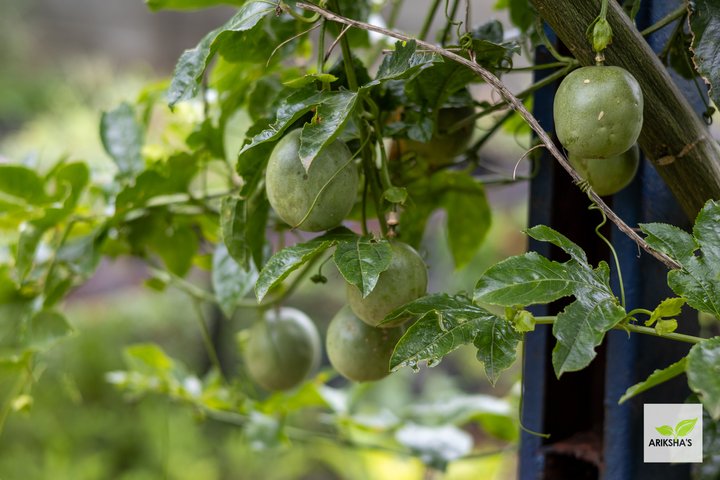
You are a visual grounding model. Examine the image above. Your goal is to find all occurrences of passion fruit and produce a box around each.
[326,305,402,382]
[569,143,640,196]
[241,307,321,391]
[265,129,359,232]
[554,66,643,158]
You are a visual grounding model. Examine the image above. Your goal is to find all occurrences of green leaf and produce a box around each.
[689,0,720,107]
[474,252,577,306]
[26,310,73,351]
[656,425,675,437]
[655,319,678,335]
[591,17,613,53]
[442,174,491,268]
[388,294,519,384]
[150,222,199,277]
[239,88,359,172]
[551,277,626,376]
[212,244,257,318]
[405,58,477,112]
[100,102,144,178]
[145,0,245,11]
[526,224,588,264]
[333,237,392,298]
[254,228,355,301]
[473,315,523,385]
[619,357,688,404]
[0,165,47,205]
[283,73,339,89]
[646,201,720,318]
[369,40,436,86]
[16,224,44,281]
[687,336,720,419]
[640,222,697,264]
[167,2,275,107]
[297,92,359,170]
[220,195,268,270]
[645,297,686,327]
[675,417,699,437]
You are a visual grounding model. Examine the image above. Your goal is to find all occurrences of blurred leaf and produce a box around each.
[333,237,392,298]
[124,344,174,376]
[114,154,198,215]
[100,102,144,178]
[212,244,257,318]
[395,424,473,471]
[254,227,355,301]
[689,0,720,107]
[383,187,407,204]
[145,0,245,11]
[388,294,519,385]
[442,173,491,268]
[494,0,534,32]
[405,58,476,112]
[687,336,720,419]
[0,165,47,205]
[244,411,286,451]
[15,224,44,281]
[149,222,199,277]
[405,393,513,426]
[167,2,275,107]
[26,310,73,351]
[695,406,720,478]
[221,195,268,270]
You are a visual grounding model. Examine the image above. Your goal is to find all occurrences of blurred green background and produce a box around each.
[0,0,533,478]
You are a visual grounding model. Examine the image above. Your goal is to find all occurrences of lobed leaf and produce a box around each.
[212,244,257,318]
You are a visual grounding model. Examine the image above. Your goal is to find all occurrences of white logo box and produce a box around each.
[644,403,703,463]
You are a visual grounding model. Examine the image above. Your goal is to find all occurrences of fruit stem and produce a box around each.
[534,316,704,344]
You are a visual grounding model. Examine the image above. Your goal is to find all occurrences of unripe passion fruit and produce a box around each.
[569,143,640,196]
[346,241,428,328]
[326,305,402,382]
[241,307,321,391]
[265,129,359,232]
[554,66,643,158]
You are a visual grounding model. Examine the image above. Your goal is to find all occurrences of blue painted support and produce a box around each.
[521,1,704,479]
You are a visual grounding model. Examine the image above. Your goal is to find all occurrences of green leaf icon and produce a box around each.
[655,425,674,436]
[674,418,698,437]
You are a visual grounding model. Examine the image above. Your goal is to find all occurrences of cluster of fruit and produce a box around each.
[554,65,644,195]
[242,129,428,391]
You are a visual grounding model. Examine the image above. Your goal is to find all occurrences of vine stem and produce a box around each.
[191,299,226,379]
[639,4,686,37]
[534,316,704,344]
[295,1,682,271]
[418,0,442,41]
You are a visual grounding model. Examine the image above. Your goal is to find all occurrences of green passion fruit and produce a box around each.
[326,305,403,382]
[554,66,643,158]
[241,307,321,391]
[265,129,359,232]
[346,241,428,328]
[569,143,640,196]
